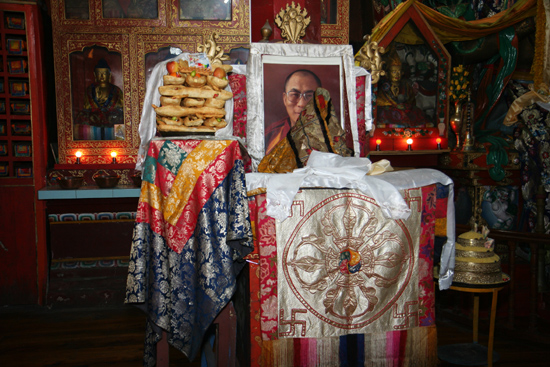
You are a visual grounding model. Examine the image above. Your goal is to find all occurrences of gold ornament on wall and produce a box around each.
[355,35,386,84]
[197,32,230,66]
[274,2,311,44]
[260,19,273,42]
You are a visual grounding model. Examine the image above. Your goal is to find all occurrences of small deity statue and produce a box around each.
[376,53,428,128]
[75,58,124,140]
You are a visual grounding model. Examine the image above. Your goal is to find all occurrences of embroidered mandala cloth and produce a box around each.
[248,183,443,366]
[277,188,423,338]
[125,138,253,365]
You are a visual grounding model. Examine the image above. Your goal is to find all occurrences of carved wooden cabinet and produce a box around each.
[50,0,250,164]
[0,2,48,305]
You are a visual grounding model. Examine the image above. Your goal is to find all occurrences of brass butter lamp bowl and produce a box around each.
[93,170,120,188]
[57,176,84,190]
[131,171,142,187]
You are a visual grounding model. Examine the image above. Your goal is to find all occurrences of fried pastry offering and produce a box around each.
[185,73,207,88]
[203,97,226,108]
[152,104,226,118]
[160,96,182,106]
[206,75,229,91]
[179,66,212,76]
[182,98,205,107]
[157,116,183,126]
[163,74,186,85]
[156,61,233,133]
[203,117,227,128]
[159,85,233,100]
[182,116,204,127]
[178,59,189,70]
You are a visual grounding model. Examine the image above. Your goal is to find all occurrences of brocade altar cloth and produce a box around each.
[248,182,446,366]
[125,138,253,365]
[278,188,423,337]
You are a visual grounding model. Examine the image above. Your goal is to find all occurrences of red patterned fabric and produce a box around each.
[228,73,247,140]
[256,194,278,340]
[355,75,367,157]
[419,184,437,326]
[137,139,243,253]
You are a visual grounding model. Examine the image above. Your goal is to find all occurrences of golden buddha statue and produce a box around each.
[376,53,427,128]
[75,58,124,140]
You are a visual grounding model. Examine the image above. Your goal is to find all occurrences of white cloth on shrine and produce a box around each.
[250,151,409,222]
[245,151,456,290]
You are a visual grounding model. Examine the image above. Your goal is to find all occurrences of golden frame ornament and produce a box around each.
[320,0,349,45]
[53,33,136,165]
[274,2,311,44]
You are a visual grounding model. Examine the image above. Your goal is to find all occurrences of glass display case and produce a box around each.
[362,1,451,154]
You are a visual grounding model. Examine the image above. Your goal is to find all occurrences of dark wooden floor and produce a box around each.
[1,303,549,366]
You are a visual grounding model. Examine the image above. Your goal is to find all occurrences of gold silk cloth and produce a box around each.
[276,187,423,338]
[369,0,537,45]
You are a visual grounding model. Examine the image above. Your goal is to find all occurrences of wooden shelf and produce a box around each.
[369,149,450,156]
[54,163,136,170]
[0,6,34,180]
[0,3,49,306]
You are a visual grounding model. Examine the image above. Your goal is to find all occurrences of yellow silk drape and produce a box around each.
[370,0,537,44]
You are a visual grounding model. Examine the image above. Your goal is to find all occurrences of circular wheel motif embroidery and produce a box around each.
[282,192,414,329]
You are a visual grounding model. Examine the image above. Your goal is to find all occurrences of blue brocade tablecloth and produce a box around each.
[125,139,253,365]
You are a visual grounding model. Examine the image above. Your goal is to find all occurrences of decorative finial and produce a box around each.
[274,2,311,44]
[260,19,272,42]
[197,32,230,67]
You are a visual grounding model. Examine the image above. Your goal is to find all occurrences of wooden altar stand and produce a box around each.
[438,278,510,367]
[246,172,454,366]
[156,301,237,367]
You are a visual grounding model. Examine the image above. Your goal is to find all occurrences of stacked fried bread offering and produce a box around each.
[153,59,233,133]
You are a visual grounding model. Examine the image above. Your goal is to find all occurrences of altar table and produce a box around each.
[125,138,253,365]
[246,169,454,366]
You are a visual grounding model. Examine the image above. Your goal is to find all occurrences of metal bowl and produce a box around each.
[57,176,84,190]
[93,173,121,188]
[131,172,142,187]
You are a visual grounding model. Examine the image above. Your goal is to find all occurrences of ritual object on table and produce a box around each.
[453,225,506,285]
[153,58,233,134]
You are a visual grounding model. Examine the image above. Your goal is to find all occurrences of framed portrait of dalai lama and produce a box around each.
[262,56,344,156]
[247,43,359,171]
